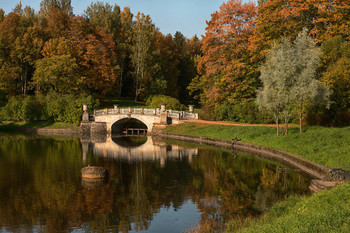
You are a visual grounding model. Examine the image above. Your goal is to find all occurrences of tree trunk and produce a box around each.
[23,62,28,96]
[135,60,140,101]
[285,114,288,136]
[119,59,124,98]
[276,112,279,136]
[299,98,303,133]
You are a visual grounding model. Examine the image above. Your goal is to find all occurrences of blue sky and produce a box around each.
[0,0,226,38]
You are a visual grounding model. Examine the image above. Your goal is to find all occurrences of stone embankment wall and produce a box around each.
[159,132,331,180]
[81,122,107,135]
[17,128,80,136]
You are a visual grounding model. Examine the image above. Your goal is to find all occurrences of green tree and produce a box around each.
[84,1,121,37]
[131,12,155,100]
[256,32,331,135]
[118,7,134,97]
[39,0,73,17]
[174,31,195,103]
[320,36,350,113]
[292,31,331,133]
[256,39,294,136]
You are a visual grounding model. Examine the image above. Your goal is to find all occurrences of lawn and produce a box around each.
[226,182,350,233]
[163,123,350,169]
[164,123,350,233]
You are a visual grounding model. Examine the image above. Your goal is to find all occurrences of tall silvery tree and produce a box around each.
[256,38,296,136]
[257,31,331,135]
[292,31,331,133]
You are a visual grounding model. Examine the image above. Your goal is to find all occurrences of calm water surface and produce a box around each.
[0,133,311,233]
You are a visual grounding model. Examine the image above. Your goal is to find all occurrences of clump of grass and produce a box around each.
[225,182,350,233]
[164,123,350,169]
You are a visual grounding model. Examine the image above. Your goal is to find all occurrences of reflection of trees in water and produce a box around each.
[0,136,310,232]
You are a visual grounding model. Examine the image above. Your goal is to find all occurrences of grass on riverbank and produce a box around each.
[226,182,350,233]
[0,121,80,131]
[163,123,350,169]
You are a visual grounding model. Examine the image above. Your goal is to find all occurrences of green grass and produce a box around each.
[225,182,350,233]
[0,121,80,130]
[163,123,350,169]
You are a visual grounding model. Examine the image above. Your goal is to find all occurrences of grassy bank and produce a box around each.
[227,182,350,233]
[163,123,350,169]
[0,121,80,131]
[164,123,350,233]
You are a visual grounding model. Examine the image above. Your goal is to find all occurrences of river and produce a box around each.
[0,133,311,232]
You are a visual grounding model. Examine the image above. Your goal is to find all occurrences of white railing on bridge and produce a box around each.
[93,107,198,119]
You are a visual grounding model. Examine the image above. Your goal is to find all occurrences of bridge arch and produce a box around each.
[111,117,149,135]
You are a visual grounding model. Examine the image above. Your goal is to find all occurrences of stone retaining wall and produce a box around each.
[80,122,107,135]
[15,128,80,136]
[159,132,331,180]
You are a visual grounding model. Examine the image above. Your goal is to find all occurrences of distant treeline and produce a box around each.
[0,0,201,104]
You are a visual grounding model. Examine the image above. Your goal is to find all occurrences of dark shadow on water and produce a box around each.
[111,136,148,147]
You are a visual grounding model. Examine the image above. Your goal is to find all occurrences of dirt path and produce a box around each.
[184,119,298,128]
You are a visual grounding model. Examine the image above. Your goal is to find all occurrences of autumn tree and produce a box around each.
[69,17,118,96]
[0,5,42,95]
[32,37,79,94]
[252,0,350,63]
[320,36,350,113]
[191,0,258,119]
[310,0,350,43]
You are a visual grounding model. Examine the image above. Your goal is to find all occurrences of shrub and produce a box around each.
[1,93,99,124]
[45,92,99,124]
[215,101,274,124]
[198,104,216,121]
[0,89,6,107]
[22,95,46,121]
[146,95,185,110]
[1,96,24,120]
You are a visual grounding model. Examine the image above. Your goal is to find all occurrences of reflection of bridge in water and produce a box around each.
[82,136,198,167]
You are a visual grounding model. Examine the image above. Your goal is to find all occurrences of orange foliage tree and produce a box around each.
[192,0,258,110]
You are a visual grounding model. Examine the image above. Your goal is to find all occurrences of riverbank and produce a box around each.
[227,182,350,233]
[163,123,350,169]
[161,123,350,233]
[0,121,80,135]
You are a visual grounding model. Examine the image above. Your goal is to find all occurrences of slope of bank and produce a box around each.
[228,182,350,233]
[0,121,80,135]
[163,123,350,169]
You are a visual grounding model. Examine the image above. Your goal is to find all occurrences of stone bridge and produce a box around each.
[81,104,198,135]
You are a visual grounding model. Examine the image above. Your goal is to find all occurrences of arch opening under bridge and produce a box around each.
[111,118,148,136]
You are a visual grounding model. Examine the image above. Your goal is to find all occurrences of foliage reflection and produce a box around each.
[0,134,310,232]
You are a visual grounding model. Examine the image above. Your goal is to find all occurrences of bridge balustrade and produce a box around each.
[93,107,198,119]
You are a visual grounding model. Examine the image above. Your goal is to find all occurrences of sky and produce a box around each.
[0,0,226,38]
